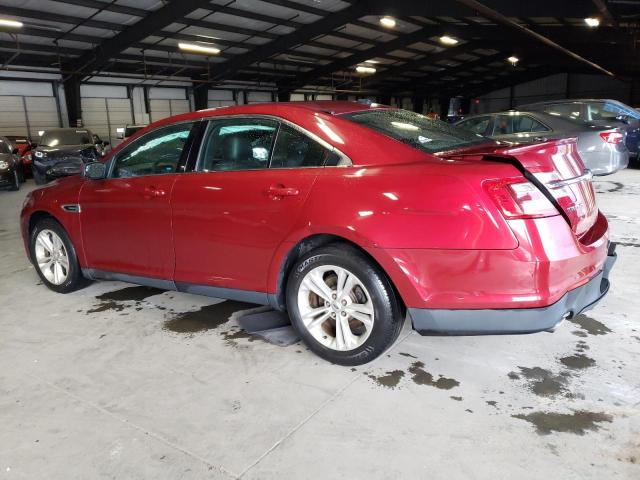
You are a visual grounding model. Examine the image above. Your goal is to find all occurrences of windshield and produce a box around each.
[40,129,93,147]
[341,109,489,154]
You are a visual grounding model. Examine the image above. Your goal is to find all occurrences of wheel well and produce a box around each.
[274,234,406,316]
[28,211,55,236]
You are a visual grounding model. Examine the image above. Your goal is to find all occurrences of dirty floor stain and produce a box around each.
[513,410,613,435]
[408,361,459,390]
[86,286,166,313]
[164,301,257,334]
[569,314,612,336]
[367,370,405,389]
[560,353,596,370]
[510,367,569,397]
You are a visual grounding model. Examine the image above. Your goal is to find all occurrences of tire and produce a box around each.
[29,217,86,293]
[33,168,47,185]
[9,169,20,191]
[286,243,404,366]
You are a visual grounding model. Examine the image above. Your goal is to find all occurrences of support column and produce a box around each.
[378,94,391,105]
[63,75,82,127]
[412,95,425,114]
[193,84,209,111]
[277,90,291,102]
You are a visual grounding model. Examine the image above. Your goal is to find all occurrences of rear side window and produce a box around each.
[270,124,338,168]
[112,122,193,178]
[493,115,514,135]
[512,115,549,133]
[457,116,491,135]
[198,119,277,171]
[543,104,584,120]
[341,109,487,154]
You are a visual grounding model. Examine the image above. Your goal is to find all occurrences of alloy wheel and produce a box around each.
[297,264,375,351]
[35,229,70,285]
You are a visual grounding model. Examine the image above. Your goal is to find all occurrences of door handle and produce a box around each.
[143,186,166,199]
[267,184,299,198]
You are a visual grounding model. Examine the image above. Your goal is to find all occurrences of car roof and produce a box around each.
[199,100,390,116]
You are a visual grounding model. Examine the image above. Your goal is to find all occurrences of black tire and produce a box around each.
[9,169,20,191]
[33,168,47,185]
[29,217,86,293]
[286,243,404,366]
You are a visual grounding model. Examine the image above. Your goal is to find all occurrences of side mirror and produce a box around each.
[11,147,19,155]
[84,162,107,180]
[30,143,37,148]
[102,140,110,146]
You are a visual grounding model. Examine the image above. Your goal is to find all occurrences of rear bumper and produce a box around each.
[409,243,617,335]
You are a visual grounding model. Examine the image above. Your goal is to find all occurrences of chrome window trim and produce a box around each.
[194,114,353,172]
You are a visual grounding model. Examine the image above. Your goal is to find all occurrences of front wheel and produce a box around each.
[286,244,404,366]
[30,218,86,293]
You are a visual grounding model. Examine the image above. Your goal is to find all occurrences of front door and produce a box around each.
[79,121,196,279]
[171,119,338,293]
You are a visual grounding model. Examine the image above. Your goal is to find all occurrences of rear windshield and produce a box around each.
[341,109,489,154]
[40,129,92,147]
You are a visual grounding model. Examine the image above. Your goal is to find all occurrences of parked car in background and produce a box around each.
[0,136,24,190]
[5,135,34,177]
[20,102,615,365]
[455,110,628,176]
[31,128,109,184]
[520,99,640,161]
[116,124,146,141]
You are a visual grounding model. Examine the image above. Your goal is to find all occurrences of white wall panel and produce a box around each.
[0,96,28,137]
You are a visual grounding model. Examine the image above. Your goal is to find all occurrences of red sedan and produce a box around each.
[20,102,616,365]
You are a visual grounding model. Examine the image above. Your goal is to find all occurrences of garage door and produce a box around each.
[0,95,60,139]
[149,99,190,122]
[81,97,134,146]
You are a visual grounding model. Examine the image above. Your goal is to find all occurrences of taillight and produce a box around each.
[599,131,624,144]
[484,178,559,219]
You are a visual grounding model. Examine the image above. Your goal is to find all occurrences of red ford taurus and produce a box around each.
[20,101,616,365]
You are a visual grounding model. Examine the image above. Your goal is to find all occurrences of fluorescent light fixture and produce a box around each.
[379,16,396,28]
[356,65,376,74]
[584,17,600,27]
[364,59,380,64]
[38,130,44,136]
[178,42,220,55]
[0,18,23,28]
[507,55,519,65]
[439,35,458,45]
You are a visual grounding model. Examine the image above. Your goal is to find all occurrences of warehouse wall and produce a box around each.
[471,73,636,114]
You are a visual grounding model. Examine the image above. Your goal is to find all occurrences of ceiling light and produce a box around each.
[507,56,519,66]
[0,18,23,28]
[439,35,458,45]
[356,65,376,74]
[178,42,220,55]
[364,59,380,64]
[379,16,396,28]
[584,17,600,27]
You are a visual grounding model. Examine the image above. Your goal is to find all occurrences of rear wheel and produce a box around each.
[30,218,85,293]
[286,244,404,366]
[9,169,20,191]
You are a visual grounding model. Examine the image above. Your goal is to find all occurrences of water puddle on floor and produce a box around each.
[366,370,405,389]
[569,314,612,336]
[163,301,257,334]
[512,410,612,435]
[86,286,166,313]
[509,367,570,397]
[560,353,596,370]
[408,361,460,390]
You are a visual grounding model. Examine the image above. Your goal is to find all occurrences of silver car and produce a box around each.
[455,110,629,176]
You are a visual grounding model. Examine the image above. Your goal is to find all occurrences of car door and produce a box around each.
[171,118,339,294]
[79,121,196,279]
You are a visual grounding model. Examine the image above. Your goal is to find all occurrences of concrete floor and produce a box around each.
[1,170,639,480]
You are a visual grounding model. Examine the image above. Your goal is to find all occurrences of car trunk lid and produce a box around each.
[438,137,598,238]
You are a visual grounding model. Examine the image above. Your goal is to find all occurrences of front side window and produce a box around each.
[198,119,277,171]
[341,109,488,154]
[270,124,339,168]
[112,122,193,178]
[457,116,491,135]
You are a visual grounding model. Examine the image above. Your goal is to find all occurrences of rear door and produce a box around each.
[171,118,337,293]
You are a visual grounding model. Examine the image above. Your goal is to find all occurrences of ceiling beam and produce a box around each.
[70,0,217,77]
[208,2,367,82]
